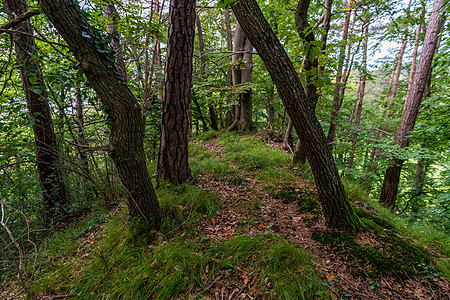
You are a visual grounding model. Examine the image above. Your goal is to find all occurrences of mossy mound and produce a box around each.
[312,229,432,279]
[354,206,397,233]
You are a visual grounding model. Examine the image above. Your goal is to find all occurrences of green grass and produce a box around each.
[219,135,291,171]
[27,209,327,299]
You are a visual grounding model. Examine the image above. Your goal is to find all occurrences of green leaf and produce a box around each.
[218,0,237,9]
[29,76,38,85]
[32,87,44,94]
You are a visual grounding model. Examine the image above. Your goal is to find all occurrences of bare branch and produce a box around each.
[0,8,40,30]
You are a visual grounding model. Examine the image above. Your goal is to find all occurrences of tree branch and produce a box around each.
[0,8,40,30]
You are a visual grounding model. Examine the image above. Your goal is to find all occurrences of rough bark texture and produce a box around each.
[232,0,360,232]
[103,3,127,81]
[40,0,162,227]
[380,0,447,209]
[4,0,68,224]
[157,0,196,184]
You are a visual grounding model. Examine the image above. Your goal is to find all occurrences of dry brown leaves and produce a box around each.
[192,137,450,300]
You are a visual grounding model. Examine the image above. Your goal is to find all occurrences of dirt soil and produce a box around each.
[192,137,450,300]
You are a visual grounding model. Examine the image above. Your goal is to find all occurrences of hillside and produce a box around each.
[2,132,449,299]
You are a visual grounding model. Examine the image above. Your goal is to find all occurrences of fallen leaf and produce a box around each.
[243,277,250,285]
[414,288,424,298]
[257,223,266,230]
[326,274,336,282]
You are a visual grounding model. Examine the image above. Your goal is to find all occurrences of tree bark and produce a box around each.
[228,21,245,131]
[293,139,307,165]
[157,0,196,184]
[224,9,234,127]
[103,3,127,82]
[380,0,447,209]
[283,117,294,150]
[231,0,360,232]
[238,37,254,131]
[4,0,68,224]
[40,0,162,227]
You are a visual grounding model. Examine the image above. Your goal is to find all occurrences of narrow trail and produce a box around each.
[193,137,450,300]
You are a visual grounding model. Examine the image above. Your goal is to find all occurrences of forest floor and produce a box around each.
[190,135,450,299]
[1,132,449,299]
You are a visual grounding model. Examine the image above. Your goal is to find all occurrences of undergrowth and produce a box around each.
[27,209,327,299]
[5,131,449,299]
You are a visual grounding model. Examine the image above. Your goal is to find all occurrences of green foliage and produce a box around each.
[27,210,326,299]
[157,182,220,224]
[220,135,291,170]
[189,143,234,179]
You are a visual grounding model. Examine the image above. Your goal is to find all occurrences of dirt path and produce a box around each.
[193,137,450,300]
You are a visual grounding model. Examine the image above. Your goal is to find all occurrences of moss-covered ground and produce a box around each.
[2,132,449,299]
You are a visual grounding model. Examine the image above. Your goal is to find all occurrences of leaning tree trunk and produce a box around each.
[157,0,196,185]
[379,0,447,209]
[4,0,67,224]
[232,0,360,232]
[40,0,162,227]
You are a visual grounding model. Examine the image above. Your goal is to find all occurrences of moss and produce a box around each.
[312,231,432,279]
[298,197,321,213]
[271,189,298,204]
[354,206,397,232]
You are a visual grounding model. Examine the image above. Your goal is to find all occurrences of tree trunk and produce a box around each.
[283,117,294,150]
[347,18,369,170]
[231,0,360,232]
[371,1,422,173]
[74,85,89,174]
[293,139,307,165]
[40,0,162,227]
[326,0,354,149]
[415,158,428,192]
[196,13,218,131]
[238,37,254,131]
[380,0,446,209]
[228,21,246,131]
[265,83,275,135]
[224,9,234,127]
[317,0,333,76]
[157,0,196,184]
[4,0,68,224]
[103,3,127,82]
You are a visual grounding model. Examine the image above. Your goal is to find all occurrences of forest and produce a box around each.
[0,0,449,298]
